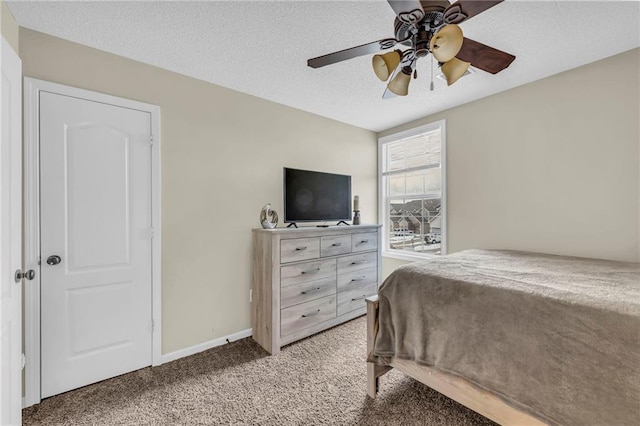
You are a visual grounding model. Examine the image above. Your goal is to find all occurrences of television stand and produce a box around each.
[251,225,382,354]
[336,221,350,226]
[286,223,298,228]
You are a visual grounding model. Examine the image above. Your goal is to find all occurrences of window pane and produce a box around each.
[422,129,442,168]
[386,141,406,172]
[405,169,425,195]
[384,131,441,173]
[388,174,405,196]
[424,167,441,194]
[387,198,442,255]
[388,199,420,252]
[404,135,429,169]
[421,198,442,255]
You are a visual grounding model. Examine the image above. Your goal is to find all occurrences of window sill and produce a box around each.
[382,250,439,262]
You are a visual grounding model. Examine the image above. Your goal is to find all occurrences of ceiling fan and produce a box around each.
[307,0,516,98]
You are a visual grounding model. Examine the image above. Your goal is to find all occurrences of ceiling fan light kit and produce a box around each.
[373,50,402,81]
[388,66,413,96]
[307,0,516,98]
[429,24,464,62]
[441,57,471,85]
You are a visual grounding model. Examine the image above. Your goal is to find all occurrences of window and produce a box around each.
[379,120,446,259]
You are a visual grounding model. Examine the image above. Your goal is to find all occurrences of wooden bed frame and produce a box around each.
[366,296,547,426]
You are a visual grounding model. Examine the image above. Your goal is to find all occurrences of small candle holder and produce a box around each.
[353,210,361,225]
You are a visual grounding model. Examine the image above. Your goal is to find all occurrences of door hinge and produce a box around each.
[151,319,155,332]
[150,135,154,146]
[150,227,155,239]
[21,353,26,370]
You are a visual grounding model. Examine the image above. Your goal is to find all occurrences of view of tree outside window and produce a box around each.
[380,122,445,257]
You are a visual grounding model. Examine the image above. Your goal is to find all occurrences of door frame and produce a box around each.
[23,78,162,407]
[1,35,23,425]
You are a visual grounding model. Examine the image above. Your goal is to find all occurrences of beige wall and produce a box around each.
[19,28,377,354]
[14,25,640,352]
[381,48,640,278]
[1,1,19,52]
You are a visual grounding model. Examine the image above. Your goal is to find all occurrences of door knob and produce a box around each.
[15,269,36,282]
[46,255,62,266]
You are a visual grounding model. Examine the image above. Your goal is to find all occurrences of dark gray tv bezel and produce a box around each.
[283,167,352,223]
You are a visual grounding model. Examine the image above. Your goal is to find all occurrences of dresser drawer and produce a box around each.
[281,295,336,338]
[351,232,378,252]
[280,237,320,263]
[337,282,377,317]
[337,266,377,293]
[281,277,336,309]
[337,251,377,274]
[320,234,351,257]
[281,258,336,287]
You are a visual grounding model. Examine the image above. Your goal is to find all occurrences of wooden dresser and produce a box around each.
[252,225,382,354]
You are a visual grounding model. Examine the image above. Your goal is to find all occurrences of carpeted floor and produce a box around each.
[23,317,495,425]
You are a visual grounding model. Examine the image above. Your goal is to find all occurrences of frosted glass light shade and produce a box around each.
[429,24,464,63]
[387,68,412,96]
[372,50,401,81]
[441,58,470,86]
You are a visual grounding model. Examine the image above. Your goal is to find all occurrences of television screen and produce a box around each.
[284,168,351,223]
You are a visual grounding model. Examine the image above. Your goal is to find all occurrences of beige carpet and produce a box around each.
[23,317,495,425]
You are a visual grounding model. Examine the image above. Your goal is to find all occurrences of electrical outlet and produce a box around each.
[249,289,253,303]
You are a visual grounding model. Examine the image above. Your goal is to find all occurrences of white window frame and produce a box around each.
[378,120,447,261]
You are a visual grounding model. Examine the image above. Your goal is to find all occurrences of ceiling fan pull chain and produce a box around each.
[430,56,435,91]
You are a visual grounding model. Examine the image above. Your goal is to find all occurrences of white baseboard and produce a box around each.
[161,328,253,364]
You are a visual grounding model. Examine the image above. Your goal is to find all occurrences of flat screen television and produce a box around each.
[283,167,351,224]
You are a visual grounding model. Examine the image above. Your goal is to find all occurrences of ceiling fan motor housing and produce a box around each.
[414,29,431,57]
[395,0,448,55]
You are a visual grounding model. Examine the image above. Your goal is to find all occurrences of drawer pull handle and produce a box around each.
[351,276,366,282]
[351,260,366,265]
[301,287,321,295]
[301,268,320,275]
[302,309,321,318]
[296,246,308,251]
[351,295,366,301]
[359,240,369,244]
[331,243,342,247]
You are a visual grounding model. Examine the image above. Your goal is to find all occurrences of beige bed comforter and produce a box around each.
[371,249,640,425]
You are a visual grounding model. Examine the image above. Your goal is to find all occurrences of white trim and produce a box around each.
[382,251,437,262]
[441,121,448,255]
[150,99,162,367]
[378,120,448,259]
[23,78,162,408]
[23,78,41,409]
[161,329,253,364]
[2,35,23,424]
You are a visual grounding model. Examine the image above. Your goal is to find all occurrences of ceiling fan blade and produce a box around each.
[387,0,425,24]
[444,0,503,24]
[307,38,400,68]
[382,88,397,99]
[455,37,515,74]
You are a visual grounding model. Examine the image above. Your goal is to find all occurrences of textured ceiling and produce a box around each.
[7,0,640,132]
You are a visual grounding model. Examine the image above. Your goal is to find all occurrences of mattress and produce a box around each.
[371,249,640,425]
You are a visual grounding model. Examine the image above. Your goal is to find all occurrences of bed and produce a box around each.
[366,249,640,425]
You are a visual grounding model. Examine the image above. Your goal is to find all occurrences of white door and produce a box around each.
[0,37,23,426]
[40,91,153,398]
